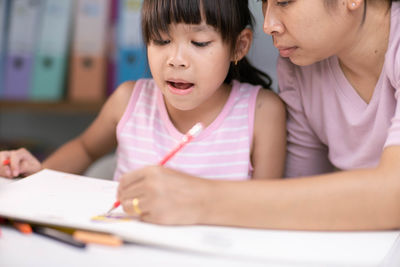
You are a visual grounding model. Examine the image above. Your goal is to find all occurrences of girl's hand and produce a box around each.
[0,148,42,178]
[117,165,210,225]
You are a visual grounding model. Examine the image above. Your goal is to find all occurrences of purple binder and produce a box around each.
[3,55,34,100]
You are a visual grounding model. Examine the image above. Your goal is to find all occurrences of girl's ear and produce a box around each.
[233,28,253,62]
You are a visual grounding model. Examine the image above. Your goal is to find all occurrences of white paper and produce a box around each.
[0,169,398,266]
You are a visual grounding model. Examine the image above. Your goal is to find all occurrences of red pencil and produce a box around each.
[2,159,10,166]
[106,122,204,214]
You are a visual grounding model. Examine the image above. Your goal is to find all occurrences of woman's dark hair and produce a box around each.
[141,0,272,89]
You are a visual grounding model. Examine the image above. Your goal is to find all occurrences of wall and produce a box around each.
[248,1,279,91]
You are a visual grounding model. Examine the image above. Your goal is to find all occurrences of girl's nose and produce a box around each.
[167,46,189,68]
[263,6,284,36]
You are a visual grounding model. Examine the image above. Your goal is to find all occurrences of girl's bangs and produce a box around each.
[142,0,234,44]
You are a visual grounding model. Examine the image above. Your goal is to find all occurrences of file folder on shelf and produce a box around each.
[0,0,10,97]
[116,0,151,88]
[3,0,43,100]
[106,0,118,96]
[68,0,109,103]
[30,0,73,101]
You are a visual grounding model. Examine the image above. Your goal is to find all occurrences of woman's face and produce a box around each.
[261,0,363,66]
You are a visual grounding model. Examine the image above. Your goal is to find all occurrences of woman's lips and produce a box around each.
[278,46,297,57]
[167,81,194,95]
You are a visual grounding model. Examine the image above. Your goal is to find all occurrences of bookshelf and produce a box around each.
[0,100,104,114]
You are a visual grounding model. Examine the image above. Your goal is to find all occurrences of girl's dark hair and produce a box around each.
[141,0,272,89]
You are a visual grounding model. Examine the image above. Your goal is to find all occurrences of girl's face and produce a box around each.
[147,22,232,112]
[262,0,361,66]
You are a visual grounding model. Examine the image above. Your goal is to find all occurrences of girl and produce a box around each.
[0,1,286,196]
[117,0,400,230]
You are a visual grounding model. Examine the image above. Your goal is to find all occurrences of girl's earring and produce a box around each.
[234,60,238,66]
[351,2,356,7]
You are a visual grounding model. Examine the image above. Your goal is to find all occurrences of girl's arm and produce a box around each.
[251,89,286,179]
[42,81,136,174]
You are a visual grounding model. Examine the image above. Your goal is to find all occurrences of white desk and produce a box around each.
[1,226,280,267]
[1,176,399,267]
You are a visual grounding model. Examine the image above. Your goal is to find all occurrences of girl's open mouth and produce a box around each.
[167,81,194,95]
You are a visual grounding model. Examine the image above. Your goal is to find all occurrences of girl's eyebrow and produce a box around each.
[188,24,213,32]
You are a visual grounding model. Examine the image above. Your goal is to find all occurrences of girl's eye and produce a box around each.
[191,41,211,47]
[153,39,170,46]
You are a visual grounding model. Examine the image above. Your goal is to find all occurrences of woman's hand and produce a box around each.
[117,165,210,225]
[0,148,42,178]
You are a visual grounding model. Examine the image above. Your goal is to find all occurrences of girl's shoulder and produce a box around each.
[111,79,156,109]
[255,89,286,118]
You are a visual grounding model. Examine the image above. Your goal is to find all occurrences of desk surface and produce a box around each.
[0,226,300,267]
[0,176,399,267]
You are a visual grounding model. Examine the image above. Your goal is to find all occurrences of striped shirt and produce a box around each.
[113,79,260,181]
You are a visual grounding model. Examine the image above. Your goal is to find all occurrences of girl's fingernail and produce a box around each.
[13,170,19,177]
[5,169,11,177]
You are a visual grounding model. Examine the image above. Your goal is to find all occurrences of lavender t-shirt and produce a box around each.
[278,2,400,177]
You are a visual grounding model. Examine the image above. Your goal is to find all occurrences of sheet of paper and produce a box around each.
[0,169,398,266]
[0,176,15,187]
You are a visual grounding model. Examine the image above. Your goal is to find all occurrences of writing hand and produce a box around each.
[117,165,210,225]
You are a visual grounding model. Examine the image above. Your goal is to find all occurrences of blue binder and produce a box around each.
[116,0,151,88]
[30,0,73,101]
[0,0,10,97]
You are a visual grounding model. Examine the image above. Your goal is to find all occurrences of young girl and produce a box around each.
[116,0,400,229]
[0,1,286,190]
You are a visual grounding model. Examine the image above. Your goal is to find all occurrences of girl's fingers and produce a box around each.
[0,152,12,178]
[118,179,146,203]
[121,195,149,216]
[9,151,25,177]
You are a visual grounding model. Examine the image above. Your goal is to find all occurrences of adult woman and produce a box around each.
[118,0,400,230]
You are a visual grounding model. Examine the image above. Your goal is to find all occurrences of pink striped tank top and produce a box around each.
[114,79,260,181]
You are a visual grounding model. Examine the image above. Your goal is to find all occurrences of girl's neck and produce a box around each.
[165,83,232,134]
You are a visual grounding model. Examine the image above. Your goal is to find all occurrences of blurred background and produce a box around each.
[0,0,278,164]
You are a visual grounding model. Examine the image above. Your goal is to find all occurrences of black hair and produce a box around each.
[141,0,272,89]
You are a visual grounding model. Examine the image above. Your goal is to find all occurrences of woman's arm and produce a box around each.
[43,81,135,174]
[201,145,400,230]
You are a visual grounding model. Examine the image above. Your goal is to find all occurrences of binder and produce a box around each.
[3,0,43,100]
[0,0,10,97]
[116,0,151,88]
[30,0,73,101]
[106,0,118,96]
[68,0,109,103]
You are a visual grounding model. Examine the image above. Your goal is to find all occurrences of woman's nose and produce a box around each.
[263,6,284,36]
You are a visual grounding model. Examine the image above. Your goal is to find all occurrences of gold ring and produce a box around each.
[132,198,142,215]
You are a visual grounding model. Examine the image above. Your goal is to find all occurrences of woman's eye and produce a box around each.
[153,39,170,46]
[191,41,211,47]
[276,1,290,7]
